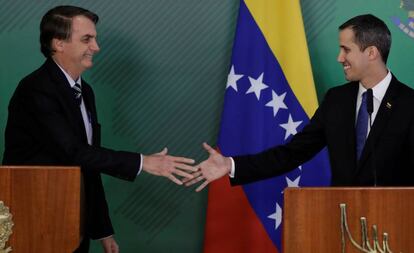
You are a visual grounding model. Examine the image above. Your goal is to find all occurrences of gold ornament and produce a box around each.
[0,201,13,253]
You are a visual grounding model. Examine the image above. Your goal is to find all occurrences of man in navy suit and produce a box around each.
[187,14,414,191]
[3,5,196,253]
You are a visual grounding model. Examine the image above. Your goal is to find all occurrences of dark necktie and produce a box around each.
[72,83,82,106]
[356,91,368,160]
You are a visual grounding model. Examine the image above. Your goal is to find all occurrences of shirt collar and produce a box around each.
[358,71,391,102]
[54,60,82,88]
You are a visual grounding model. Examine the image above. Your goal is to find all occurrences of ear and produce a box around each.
[367,46,380,61]
[51,38,65,53]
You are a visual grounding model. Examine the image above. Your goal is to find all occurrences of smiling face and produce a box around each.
[337,28,370,83]
[53,15,100,79]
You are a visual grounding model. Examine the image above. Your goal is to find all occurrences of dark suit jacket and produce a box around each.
[3,58,141,239]
[232,75,414,186]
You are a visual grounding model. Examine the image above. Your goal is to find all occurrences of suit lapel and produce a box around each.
[342,82,359,171]
[81,81,95,123]
[81,81,100,145]
[45,59,88,143]
[357,76,399,170]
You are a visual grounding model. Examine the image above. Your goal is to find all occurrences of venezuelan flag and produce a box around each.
[203,0,331,252]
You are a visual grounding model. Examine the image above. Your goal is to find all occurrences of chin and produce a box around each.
[83,62,93,69]
[344,73,356,82]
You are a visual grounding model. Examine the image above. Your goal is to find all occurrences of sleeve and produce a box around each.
[85,172,115,239]
[231,89,332,185]
[25,82,141,181]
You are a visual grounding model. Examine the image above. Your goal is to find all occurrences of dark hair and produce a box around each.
[339,14,391,63]
[40,5,99,58]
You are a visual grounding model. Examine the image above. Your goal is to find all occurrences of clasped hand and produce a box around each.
[183,142,231,192]
[142,144,231,191]
[142,147,198,185]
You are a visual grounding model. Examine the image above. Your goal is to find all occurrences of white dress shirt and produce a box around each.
[55,63,93,145]
[355,71,391,136]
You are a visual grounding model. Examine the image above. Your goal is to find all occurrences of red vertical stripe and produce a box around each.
[203,177,279,253]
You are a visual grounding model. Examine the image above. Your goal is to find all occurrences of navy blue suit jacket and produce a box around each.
[232,75,414,186]
[3,59,141,239]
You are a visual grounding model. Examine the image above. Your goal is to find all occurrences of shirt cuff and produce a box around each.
[137,154,143,175]
[97,235,113,241]
[229,157,235,178]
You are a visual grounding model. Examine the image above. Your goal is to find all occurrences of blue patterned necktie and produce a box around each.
[356,91,368,160]
[72,83,82,106]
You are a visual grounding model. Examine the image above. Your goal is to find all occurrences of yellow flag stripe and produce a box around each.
[244,0,318,117]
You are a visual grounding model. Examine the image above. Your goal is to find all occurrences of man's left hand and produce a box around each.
[101,236,119,253]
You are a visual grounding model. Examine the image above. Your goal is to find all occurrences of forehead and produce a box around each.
[339,27,358,47]
[339,28,355,42]
[71,15,97,36]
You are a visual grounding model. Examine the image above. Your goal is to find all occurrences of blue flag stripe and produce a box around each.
[218,1,331,250]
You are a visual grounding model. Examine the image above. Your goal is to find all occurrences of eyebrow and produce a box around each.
[81,34,96,39]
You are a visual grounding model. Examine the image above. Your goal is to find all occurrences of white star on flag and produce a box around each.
[268,203,282,230]
[286,175,301,187]
[266,90,287,117]
[246,73,268,100]
[280,114,303,140]
[281,175,302,193]
[226,65,243,91]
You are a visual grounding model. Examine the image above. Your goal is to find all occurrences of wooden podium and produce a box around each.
[0,166,81,253]
[283,187,414,253]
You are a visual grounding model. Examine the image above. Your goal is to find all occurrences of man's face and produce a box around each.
[60,15,100,76]
[337,28,370,82]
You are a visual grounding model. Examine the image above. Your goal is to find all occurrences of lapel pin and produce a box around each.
[386,102,392,109]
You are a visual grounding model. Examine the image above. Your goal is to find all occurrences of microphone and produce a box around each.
[366,88,373,115]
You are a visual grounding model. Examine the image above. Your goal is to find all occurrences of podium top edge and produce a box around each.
[0,166,80,170]
[285,187,414,191]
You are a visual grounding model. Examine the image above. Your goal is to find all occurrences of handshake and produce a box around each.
[142,142,232,192]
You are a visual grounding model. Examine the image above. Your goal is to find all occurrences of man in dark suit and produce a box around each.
[186,14,414,191]
[2,5,196,253]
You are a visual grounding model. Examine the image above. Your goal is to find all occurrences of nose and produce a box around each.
[337,51,344,63]
[91,39,100,52]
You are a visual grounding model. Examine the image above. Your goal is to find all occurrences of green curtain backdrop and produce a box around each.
[1,0,413,252]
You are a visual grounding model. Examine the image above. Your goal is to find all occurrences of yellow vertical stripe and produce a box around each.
[244,0,318,117]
